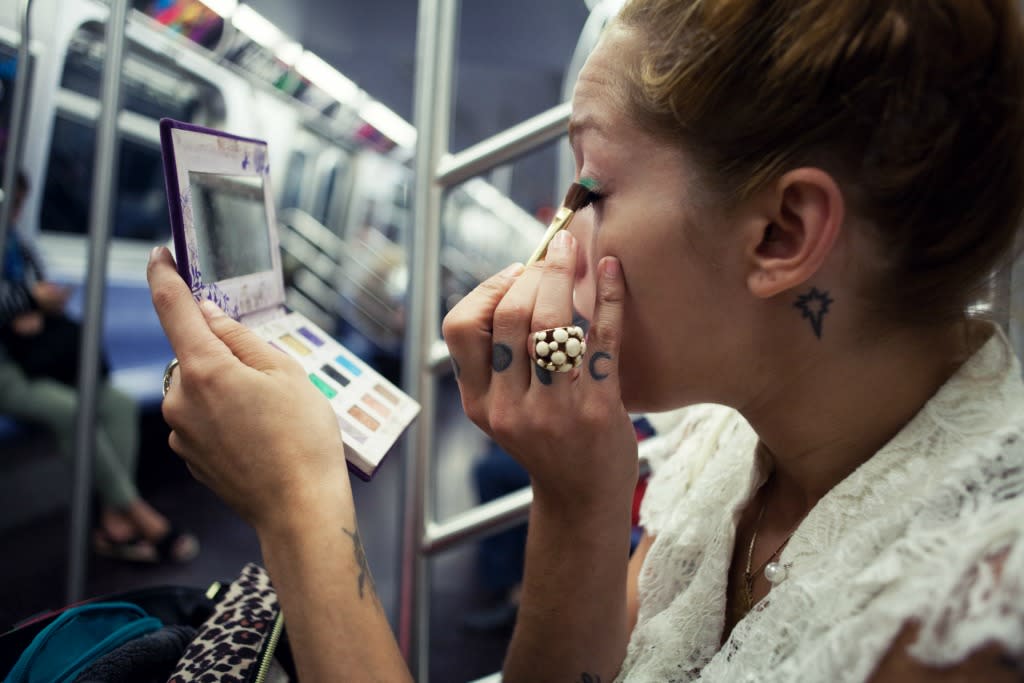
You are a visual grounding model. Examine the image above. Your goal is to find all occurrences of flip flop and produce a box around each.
[93,529,158,563]
[151,527,200,564]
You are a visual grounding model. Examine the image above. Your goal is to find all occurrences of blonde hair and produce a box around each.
[616,0,1024,323]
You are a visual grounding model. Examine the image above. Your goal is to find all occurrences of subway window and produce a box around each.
[40,116,169,241]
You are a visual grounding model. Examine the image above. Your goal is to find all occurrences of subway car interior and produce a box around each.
[3,1,1024,682]
[0,0,632,681]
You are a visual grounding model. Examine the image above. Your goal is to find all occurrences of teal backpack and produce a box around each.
[2,602,161,683]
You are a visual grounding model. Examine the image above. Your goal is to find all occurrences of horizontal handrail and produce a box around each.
[428,338,452,374]
[421,486,533,555]
[435,102,571,188]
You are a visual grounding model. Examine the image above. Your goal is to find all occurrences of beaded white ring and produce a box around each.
[162,358,180,398]
[530,326,587,373]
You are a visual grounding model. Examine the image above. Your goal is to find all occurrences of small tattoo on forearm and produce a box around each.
[492,343,513,372]
[342,527,376,601]
[578,674,602,683]
[589,351,612,381]
[534,363,553,385]
[793,287,833,339]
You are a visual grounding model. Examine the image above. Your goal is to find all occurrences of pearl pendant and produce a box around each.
[764,561,787,585]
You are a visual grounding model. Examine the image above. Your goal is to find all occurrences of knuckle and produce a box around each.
[493,301,531,329]
[462,402,490,432]
[150,285,178,315]
[543,256,573,278]
[441,311,467,343]
[598,276,626,304]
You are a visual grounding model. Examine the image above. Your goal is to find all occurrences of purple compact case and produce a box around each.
[159,118,284,323]
[157,119,419,481]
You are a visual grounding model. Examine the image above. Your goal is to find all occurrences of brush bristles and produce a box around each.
[562,181,597,212]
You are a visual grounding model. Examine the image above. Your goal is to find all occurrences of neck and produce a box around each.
[739,318,987,514]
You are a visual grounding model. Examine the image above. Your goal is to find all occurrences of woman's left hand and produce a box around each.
[443,231,639,513]
[147,247,352,535]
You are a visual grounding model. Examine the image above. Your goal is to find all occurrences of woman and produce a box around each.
[149,0,1024,680]
[1,172,198,564]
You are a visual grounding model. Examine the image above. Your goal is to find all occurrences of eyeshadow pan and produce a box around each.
[298,326,325,347]
[279,333,311,356]
[348,404,380,432]
[309,373,337,399]
[321,364,350,387]
[362,393,391,418]
[374,383,400,405]
[334,352,363,377]
[338,416,368,443]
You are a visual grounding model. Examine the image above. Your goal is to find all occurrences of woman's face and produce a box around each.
[568,27,752,411]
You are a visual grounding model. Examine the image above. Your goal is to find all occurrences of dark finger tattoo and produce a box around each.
[492,343,513,372]
[579,674,602,683]
[534,363,553,385]
[793,287,833,339]
[572,309,591,335]
[589,351,612,381]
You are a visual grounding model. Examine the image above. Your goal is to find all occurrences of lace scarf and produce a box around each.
[619,327,1024,682]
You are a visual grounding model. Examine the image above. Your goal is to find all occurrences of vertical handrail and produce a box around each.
[400,0,446,677]
[67,0,129,603]
[0,0,33,257]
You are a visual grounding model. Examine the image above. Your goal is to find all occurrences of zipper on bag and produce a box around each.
[252,611,285,683]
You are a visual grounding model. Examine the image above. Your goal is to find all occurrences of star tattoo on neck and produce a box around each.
[793,287,833,339]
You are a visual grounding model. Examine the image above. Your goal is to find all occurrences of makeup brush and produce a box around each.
[526,177,600,265]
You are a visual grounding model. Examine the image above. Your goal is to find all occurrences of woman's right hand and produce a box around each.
[442,231,639,512]
[147,247,353,535]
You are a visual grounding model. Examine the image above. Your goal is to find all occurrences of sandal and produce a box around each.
[151,527,200,564]
[93,529,158,563]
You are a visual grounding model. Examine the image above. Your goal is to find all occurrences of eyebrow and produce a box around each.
[567,114,601,150]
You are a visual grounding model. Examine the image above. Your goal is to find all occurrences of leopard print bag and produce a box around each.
[167,563,291,683]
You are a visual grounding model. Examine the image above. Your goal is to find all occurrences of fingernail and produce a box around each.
[602,257,620,280]
[551,230,573,253]
[149,246,163,264]
[200,299,225,319]
[500,262,525,278]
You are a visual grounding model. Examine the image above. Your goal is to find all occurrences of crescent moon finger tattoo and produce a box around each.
[589,351,613,381]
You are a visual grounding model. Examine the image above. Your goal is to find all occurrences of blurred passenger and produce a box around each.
[0,171,197,564]
[464,441,528,632]
[149,1,1024,680]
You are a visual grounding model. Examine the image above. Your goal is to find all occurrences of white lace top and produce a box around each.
[619,326,1024,682]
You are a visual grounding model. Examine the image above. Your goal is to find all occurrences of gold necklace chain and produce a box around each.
[742,489,802,613]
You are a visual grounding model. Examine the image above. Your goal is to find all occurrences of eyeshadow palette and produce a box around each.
[159,118,419,479]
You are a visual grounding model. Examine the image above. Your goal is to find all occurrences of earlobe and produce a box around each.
[746,169,844,299]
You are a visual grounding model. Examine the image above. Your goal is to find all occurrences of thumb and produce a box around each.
[200,300,279,371]
[583,257,625,391]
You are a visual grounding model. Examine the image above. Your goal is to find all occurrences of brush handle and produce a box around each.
[526,207,577,266]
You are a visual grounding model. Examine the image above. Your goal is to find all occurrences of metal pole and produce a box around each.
[67,0,129,603]
[0,0,33,256]
[436,102,572,188]
[399,0,442,673]
[400,0,457,677]
[421,486,532,555]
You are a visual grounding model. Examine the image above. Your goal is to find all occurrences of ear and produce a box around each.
[745,168,844,298]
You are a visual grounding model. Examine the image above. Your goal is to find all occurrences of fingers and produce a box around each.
[442,263,524,404]
[581,257,625,394]
[529,231,578,386]
[490,265,544,397]
[147,246,229,364]
[199,301,281,372]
